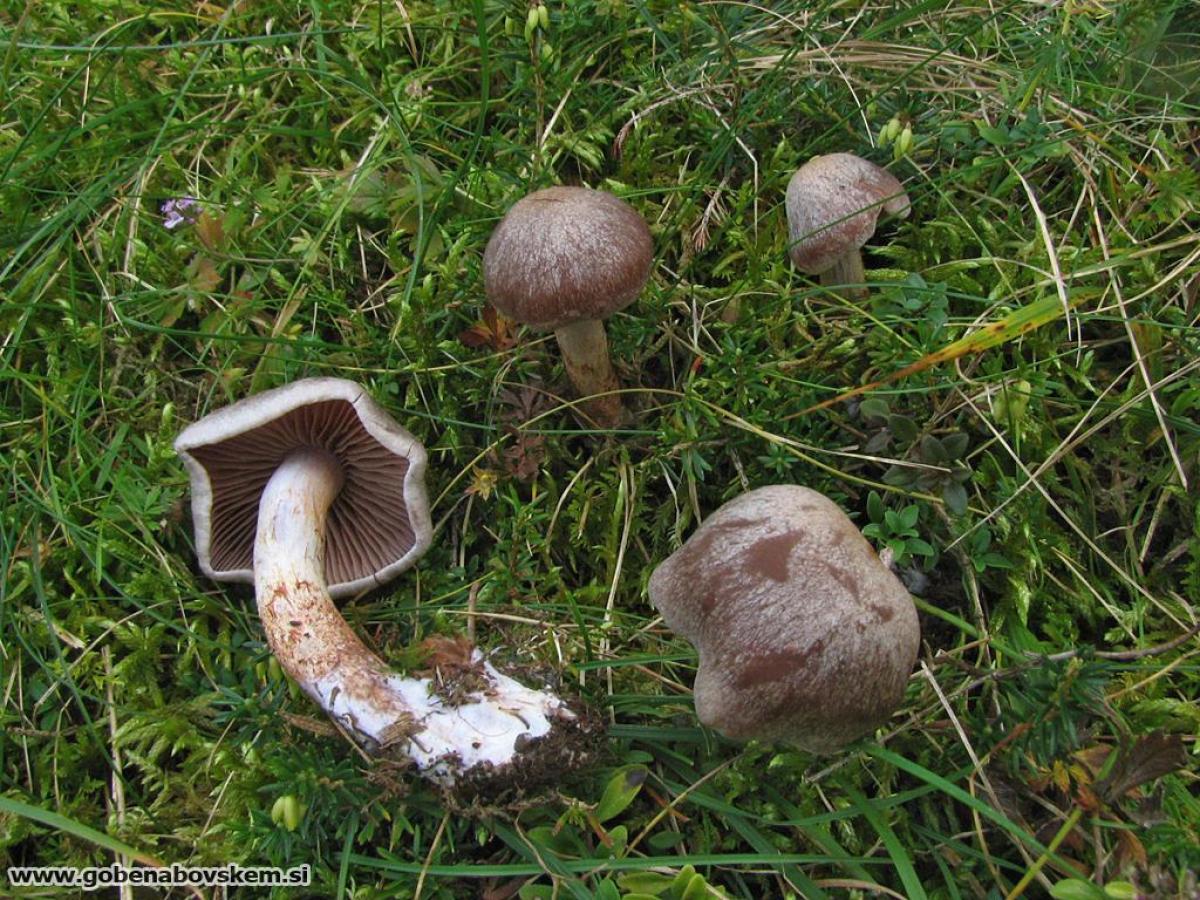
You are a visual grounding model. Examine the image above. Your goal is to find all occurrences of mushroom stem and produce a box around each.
[254,448,418,748]
[253,448,576,782]
[553,318,626,428]
[818,249,868,301]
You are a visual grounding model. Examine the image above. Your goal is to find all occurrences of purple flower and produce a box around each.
[162,197,201,229]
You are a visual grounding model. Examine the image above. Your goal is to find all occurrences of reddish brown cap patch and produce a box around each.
[648,485,920,753]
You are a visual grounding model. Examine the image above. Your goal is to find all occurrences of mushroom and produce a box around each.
[175,377,579,786]
[785,152,911,300]
[483,185,653,428]
[647,485,919,753]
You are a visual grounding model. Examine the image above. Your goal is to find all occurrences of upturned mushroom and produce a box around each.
[175,377,579,785]
[785,153,911,300]
[483,185,653,429]
[648,485,919,753]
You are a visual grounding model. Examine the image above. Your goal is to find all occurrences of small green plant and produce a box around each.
[964,523,1014,573]
[616,864,730,899]
[872,273,950,349]
[518,765,654,899]
[862,492,935,567]
[855,396,920,454]
[1049,878,1138,900]
[883,430,973,515]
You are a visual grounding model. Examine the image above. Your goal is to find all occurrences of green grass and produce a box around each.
[3,0,1199,897]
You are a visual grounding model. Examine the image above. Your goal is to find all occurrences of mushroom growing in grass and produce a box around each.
[175,377,582,787]
[483,185,653,429]
[785,152,911,301]
[648,485,919,753]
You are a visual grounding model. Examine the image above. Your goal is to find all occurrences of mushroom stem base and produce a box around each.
[819,250,868,301]
[382,651,578,787]
[554,318,626,429]
[253,449,576,784]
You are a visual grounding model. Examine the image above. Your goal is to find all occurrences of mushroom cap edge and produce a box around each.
[784,153,912,275]
[174,377,433,598]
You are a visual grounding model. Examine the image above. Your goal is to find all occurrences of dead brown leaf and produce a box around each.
[187,254,221,292]
[1115,829,1148,870]
[194,210,226,251]
[1094,732,1187,804]
[459,305,516,351]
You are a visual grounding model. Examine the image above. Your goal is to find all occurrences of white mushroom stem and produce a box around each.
[254,448,417,747]
[253,448,572,782]
[553,318,626,428]
[819,249,868,301]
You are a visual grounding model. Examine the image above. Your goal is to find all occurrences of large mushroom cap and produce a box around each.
[483,186,653,330]
[175,378,432,598]
[648,485,919,753]
[785,153,911,275]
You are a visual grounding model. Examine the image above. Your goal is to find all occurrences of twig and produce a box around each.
[935,622,1200,695]
[1005,808,1084,900]
[413,812,448,900]
[466,580,479,645]
[1011,163,1075,342]
[1090,199,1189,490]
[103,646,133,900]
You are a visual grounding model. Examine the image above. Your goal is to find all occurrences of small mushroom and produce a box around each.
[175,377,578,785]
[648,485,919,753]
[483,185,653,428]
[785,153,911,300]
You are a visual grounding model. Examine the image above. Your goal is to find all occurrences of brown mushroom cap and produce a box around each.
[785,153,911,275]
[483,186,653,330]
[648,485,919,753]
[174,378,432,598]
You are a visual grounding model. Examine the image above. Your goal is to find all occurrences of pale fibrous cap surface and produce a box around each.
[785,153,911,275]
[174,377,432,598]
[483,185,653,329]
[648,485,920,753]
